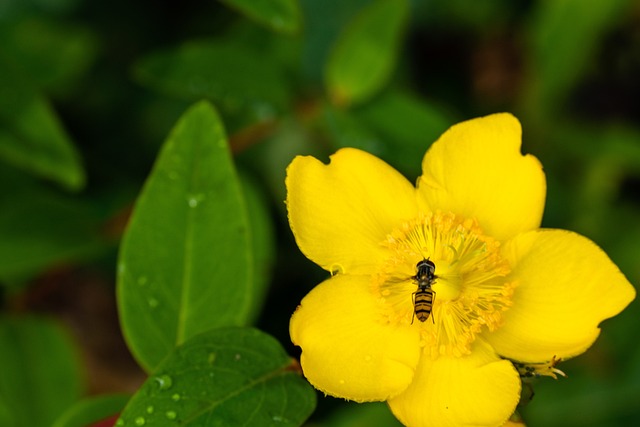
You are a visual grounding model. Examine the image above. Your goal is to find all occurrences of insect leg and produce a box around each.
[411,291,416,325]
[430,289,436,324]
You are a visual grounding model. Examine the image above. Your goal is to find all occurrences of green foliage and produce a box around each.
[134,41,290,114]
[0,17,98,92]
[325,0,409,106]
[239,172,277,317]
[0,54,85,190]
[220,0,302,34]
[118,327,315,427]
[52,394,130,427]
[2,0,640,426]
[0,166,108,285]
[0,316,83,427]
[117,102,264,372]
[525,0,630,119]
[352,90,454,179]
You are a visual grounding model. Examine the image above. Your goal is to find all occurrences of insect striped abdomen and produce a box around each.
[411,259,437,324]
[414,288,434,322]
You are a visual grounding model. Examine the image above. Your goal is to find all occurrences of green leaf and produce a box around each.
[0,399,15,427]
[325,0,409,107]
[134,40,290,113]
[0,18,98,92]
[0,167,108,285]
[117,327,316,427]
[239,172,276,323]
[0,53,85,190]
[526,0,630,116]
[51,394,130,427]
[0,316,83,427]
[220,0,302,34]
[298,0,371,83]
[117,101,256,372]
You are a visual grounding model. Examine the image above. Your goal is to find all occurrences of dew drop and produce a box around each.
[134,417,146,426]
[234,353,241,361]
[171,393,181,401]
[137,276,148,286]
[272,415,284,422]
[154,375,173,390]
[165,411,177,420]
[146,406,154,414]
[339,379,345,385]
[148,297,159,308]
[187,193,205,208]
[116,420,124,426]
[208,352,216,364]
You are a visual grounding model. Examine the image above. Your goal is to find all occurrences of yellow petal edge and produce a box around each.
[388,340,521,427]
[486,229,636,362]
[290,274,421,401]
[418,113,546,242]
[286,148,417,275]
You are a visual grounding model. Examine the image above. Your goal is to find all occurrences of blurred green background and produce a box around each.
[0,0,639,426]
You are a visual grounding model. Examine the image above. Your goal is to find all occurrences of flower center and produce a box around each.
[371,211,515,358]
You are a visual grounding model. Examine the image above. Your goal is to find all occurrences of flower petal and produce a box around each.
[486,229,636,362]
[417,113,545,242]
[290,274,421,401]
[286,148,418,274]
[388,340,520,427]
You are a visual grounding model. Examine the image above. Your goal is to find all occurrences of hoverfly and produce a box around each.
[411,259,437,324]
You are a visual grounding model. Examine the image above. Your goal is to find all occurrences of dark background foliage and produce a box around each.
[1,0,639,426]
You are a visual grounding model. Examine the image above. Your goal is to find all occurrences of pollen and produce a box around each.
[372,211,516,359]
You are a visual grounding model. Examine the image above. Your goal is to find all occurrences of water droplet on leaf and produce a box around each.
[154,375,173,390]
[134,417,146,426]
[165,411,177,420]
[187,193,205,208]
[171,393,181,401]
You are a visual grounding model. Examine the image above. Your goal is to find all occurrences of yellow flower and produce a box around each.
[286,113,635,427]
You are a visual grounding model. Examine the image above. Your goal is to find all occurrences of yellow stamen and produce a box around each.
[513,356,567,379]
[372,211,516,358]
